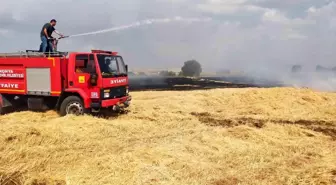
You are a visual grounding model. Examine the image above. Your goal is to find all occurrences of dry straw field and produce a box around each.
[0,87,336,185]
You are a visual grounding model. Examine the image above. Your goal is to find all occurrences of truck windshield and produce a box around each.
[97,54,127,77]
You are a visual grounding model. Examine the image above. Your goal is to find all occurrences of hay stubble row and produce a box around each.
[0,87,335,185]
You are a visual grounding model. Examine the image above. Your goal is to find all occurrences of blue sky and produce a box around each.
[1,0,336,72]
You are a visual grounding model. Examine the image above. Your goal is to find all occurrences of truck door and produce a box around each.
[73,54,98,97]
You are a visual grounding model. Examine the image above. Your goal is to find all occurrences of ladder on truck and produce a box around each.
[0,51,68,58]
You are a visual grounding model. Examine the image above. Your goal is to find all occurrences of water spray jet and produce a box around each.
[67,17,212,38]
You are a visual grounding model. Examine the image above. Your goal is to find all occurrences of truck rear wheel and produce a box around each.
[59,96,88,116]
[0,104,11,115]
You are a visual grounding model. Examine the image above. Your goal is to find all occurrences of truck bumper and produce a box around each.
[92,96,132,110]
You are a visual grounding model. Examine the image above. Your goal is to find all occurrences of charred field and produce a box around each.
[128,75,285,91]
[0,87,336,185]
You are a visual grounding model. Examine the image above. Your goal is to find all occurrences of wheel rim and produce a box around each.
[66,102,84,115]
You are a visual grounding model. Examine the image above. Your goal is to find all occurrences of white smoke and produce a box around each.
[283,72,336,92]
[69,17,212,38]
[241,66,336,92]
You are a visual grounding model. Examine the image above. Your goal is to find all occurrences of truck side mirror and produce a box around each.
[125,65,128,73]
[90,73,98,86]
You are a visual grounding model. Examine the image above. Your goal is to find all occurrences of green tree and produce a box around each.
[181,60,202,77]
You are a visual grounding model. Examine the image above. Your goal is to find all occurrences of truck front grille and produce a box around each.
[102,86,127,99]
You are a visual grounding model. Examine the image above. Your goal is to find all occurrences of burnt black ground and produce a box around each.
[128,76,286,91]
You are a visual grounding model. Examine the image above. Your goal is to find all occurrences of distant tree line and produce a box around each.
[291,65,336,73]
[128,60,202,77]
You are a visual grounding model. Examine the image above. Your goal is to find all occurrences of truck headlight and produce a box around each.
[126,87,129,94]
[104,92,110,98]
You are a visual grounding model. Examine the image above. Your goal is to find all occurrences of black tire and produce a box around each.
[0,106,11,115]
[59,96,89,116]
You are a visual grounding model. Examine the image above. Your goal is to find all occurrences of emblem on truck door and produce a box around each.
[78,76,85,83]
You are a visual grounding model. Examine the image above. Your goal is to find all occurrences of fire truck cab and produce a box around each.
[0,50,131,116]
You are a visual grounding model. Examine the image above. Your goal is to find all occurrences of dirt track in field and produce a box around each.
[0,87,336,185]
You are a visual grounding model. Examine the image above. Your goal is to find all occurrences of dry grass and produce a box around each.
[0,87,336,185]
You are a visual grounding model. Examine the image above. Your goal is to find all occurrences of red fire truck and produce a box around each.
[0,49,131,116]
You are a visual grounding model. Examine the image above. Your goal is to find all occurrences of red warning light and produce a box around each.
[91,50,119,55]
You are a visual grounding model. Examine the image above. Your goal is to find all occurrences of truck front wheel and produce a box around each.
[59,96,88,116]
[0,95,3,115]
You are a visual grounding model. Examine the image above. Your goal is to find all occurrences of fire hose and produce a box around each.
[47,35,69,52]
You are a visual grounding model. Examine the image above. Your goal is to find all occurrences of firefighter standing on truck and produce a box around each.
[39,19,63,52]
